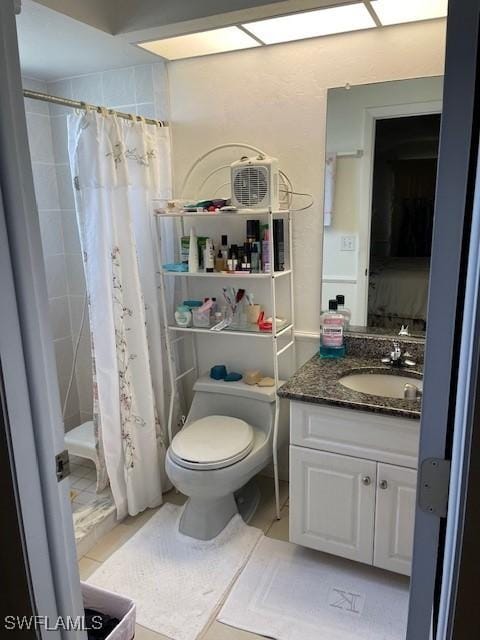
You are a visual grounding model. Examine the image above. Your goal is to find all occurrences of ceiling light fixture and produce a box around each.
[242,3,376,45]
[369,0,448,26]
[138,26,260,61]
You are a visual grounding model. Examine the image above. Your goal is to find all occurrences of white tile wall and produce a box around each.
[49,296,72,340]
[44,253,68,298]
[24,76,80,430]
[26,113,55,162]
[31,163,60,210]
[24,62,170,432]
[38,210,64,256]
[102,67,135,107]
[61,210,82,254]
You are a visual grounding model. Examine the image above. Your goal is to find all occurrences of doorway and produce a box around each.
[368,114,441,332]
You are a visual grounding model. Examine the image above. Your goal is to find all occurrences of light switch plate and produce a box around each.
[340,235,356,251]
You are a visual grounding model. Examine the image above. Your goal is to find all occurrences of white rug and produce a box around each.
[88,503,262,640]
[218,537,410,640]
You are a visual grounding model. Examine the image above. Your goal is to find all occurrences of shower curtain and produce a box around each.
[68,110,173,518]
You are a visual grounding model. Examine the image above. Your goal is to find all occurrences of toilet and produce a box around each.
[165,375,284,540]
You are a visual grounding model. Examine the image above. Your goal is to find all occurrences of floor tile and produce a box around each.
[73,492,96,506]
[123,507,160,531]
[78,556,101,580]
[202,621,265,640]
[163,489,188,506]
[72,467,93,480]
[73,477,94,490]
[249,475,289,532]
[76,529,96,559]
[135,624,172,639]
[265,506,289,542]
[85,523,134,562]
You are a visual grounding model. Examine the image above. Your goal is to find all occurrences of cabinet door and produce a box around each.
[374,463,417,576]
[290,446,376,564]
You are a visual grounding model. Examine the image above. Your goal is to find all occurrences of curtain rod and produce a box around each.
[23,89,168,127]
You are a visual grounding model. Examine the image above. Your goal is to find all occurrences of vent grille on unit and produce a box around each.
[233,166,269,207]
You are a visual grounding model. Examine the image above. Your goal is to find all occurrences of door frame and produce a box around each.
[357,99,442,325]
[436,131,480,640]
[0,1,85,637]
[407,0,480,637]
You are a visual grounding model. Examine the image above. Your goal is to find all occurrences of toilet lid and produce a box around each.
[170,415,254,470]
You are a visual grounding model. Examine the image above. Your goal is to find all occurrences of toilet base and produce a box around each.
[179,493,238,540]
[235,479,260,524]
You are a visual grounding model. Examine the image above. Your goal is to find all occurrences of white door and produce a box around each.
[290,446,376,563]
[374,463,417,576]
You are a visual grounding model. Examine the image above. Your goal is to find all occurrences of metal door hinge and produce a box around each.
[419,458,451,517]
[56,450,70,482]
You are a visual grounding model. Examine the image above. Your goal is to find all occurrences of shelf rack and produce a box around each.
[152,207,295,519]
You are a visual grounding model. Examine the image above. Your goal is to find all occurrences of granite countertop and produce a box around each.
[278,353,423,420]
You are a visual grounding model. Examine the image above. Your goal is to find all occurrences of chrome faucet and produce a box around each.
[381,341,416,368]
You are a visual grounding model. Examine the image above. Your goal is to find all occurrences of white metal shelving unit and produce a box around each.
[152,206,295,519]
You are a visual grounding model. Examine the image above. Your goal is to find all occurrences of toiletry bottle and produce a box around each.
[320,299,346,358]
[175,305,192,327]
[251,244,260,273]
[336,295,351,329]
[188,227,199,272]
[273,219,285,271]
[203,238,215,273]
[180,236,190,265]
[253,240,261,266]
[246,219,260,244]
[262,226,271,273]
[230,244,239,271]
[215,249,225,272]
[221,235,229,263]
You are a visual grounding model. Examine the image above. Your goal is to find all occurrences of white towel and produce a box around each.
[324,151,337,226]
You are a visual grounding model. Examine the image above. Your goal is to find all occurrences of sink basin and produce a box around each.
[339,371,423,399]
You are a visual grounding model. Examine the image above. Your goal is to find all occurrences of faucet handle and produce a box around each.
[391,341,402,360]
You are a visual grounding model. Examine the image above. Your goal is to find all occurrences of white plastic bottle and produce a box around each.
[188,227,199,273]
[336,295,351,329]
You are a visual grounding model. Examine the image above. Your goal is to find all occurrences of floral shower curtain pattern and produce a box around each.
[68,111,172,518]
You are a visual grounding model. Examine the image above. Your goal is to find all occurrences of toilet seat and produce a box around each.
[170,415,255,470]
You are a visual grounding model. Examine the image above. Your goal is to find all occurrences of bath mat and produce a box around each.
[88,503,262,640]
[218,537,410,640]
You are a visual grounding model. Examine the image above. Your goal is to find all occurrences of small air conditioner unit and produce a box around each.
[230,155,280,210]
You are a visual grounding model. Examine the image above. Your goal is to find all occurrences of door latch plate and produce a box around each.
[419,457,451,517]
[56,449,70,482]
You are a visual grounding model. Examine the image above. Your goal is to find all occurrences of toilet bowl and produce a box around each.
[165,375,284,540]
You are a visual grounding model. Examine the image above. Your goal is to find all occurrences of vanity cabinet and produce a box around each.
[290,447,376,564]
[374,463,417,575]
[289,401,420,576]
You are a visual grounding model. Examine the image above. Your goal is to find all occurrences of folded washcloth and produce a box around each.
[163,263,188,272]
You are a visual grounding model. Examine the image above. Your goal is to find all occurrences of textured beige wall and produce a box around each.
[168,19,446,350]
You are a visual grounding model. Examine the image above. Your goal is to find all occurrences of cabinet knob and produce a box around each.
[379,480,388,490]
[362,476,372,486]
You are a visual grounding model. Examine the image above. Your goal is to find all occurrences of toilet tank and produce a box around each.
[186,376,277,435]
